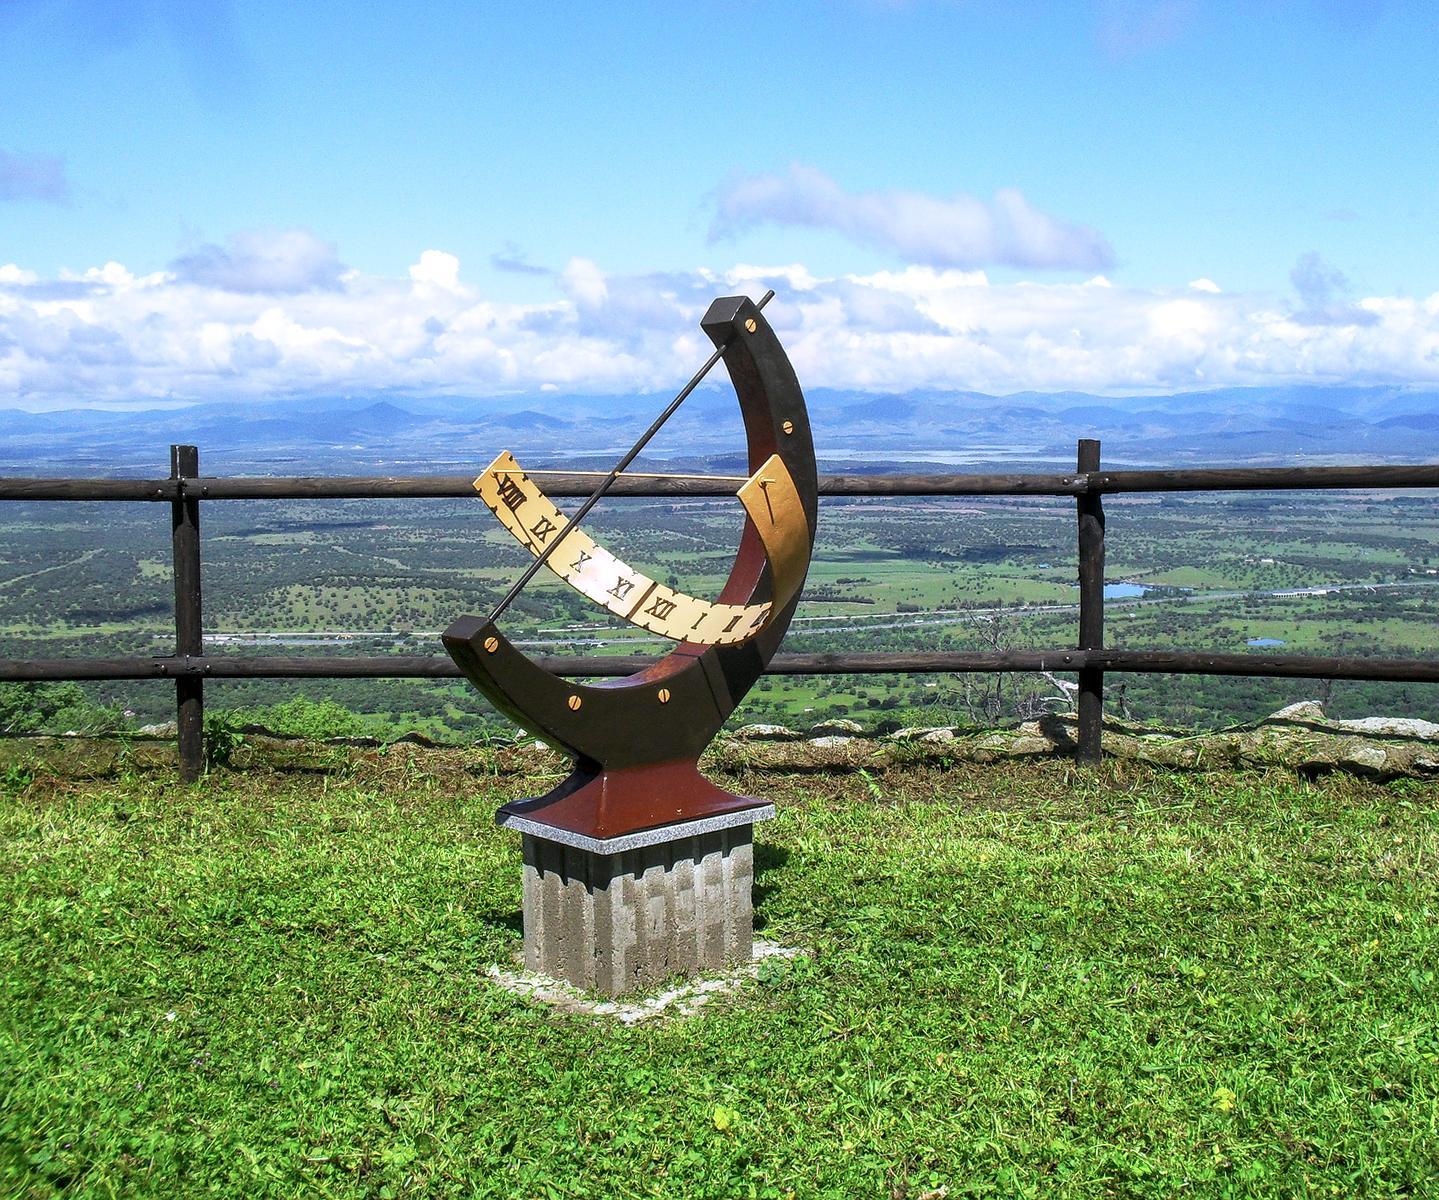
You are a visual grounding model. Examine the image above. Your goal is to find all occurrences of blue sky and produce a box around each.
[2,1,1438,407]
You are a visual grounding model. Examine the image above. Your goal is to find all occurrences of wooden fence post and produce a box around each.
[170,444,204,780]
[1076,439,1105,764]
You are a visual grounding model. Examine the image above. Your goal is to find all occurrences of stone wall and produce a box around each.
[718,702,1439,780]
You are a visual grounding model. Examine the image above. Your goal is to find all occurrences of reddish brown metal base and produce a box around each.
[496,758,768,843]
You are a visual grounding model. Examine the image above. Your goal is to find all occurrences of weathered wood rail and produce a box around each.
[4,442,1438,778]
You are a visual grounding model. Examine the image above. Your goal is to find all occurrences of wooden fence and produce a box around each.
[4,440,1439,779]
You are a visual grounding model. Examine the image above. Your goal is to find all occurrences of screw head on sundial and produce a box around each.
[442,293,818,845]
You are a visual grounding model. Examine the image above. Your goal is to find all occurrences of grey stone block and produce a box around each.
[519,825,757,995]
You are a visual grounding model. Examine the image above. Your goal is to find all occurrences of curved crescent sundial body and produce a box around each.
[443,295,817,845]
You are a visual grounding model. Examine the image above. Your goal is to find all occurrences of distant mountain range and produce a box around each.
[4,384,1439,475]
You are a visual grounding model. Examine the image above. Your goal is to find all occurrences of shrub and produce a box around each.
[0,682,128,735]
[225,695,381,741]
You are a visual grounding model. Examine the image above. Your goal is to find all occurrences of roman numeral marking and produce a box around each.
[492,473,526,512]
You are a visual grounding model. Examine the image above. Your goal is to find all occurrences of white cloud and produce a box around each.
[709,163,1114,272]
[169,228,345,294]
[2,242,1439,409]
[84,262,135,287]
[559,257,609,309]
[725,262,821,293]
[1188,277,1221,293]
[409,249,462,290]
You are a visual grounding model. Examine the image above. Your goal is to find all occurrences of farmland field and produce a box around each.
[2,482,1439,737]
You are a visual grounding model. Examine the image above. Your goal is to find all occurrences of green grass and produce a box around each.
[1,743,1437,1197]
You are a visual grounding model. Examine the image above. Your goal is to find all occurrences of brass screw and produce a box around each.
[744,318,757,334]
[483,636,499,653]
[782,419,795,435]
[658,688,671,704]
[567,694,583,711]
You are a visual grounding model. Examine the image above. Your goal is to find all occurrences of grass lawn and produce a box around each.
[1,741,1436,1198]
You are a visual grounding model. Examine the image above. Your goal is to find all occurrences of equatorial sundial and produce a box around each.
[443,293,817,846]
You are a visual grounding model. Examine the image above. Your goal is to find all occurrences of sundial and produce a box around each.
[443,293,818,848]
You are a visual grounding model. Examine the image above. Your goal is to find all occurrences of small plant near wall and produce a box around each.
[202,713,245,771]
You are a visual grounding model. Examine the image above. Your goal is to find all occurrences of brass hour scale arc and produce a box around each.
[475,448,809,645]
[443,294,818,843]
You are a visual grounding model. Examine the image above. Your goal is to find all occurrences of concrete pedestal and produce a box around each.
[503,808,772,995]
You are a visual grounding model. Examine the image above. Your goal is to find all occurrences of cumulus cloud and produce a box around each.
[1289,251,1378,327]
[560,257,609,309]
[169,228,345,294]
[409,249,462,290]
[709,163,1114,272]
[2,244,1437,409]
[0,149,69,203]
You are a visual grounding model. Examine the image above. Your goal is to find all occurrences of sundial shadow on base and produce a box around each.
[444,294,818,995]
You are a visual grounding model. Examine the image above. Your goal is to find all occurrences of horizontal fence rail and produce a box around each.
[5,649,1439,683]
[3,442,1439,778]
[6,463,1439,502]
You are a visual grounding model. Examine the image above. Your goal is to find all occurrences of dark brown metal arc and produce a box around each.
[442,295,817,840]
